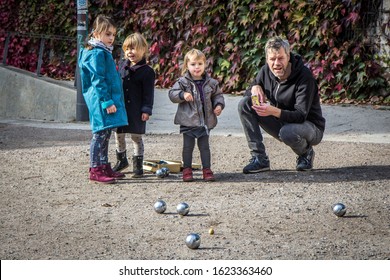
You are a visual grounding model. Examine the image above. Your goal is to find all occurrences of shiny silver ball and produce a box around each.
[156,168,166,178]
[185,233,201,249]
[332,203,347,217]
[161,167,170,176]
[154,200,167,214]
[176,202,190,216]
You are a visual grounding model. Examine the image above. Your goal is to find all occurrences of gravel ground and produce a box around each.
[0,123,389,260]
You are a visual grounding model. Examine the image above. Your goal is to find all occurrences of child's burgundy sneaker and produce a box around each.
[202,168,215,181]
[182,167,194,182]
[89,166,116,184]
[102,163,126,179]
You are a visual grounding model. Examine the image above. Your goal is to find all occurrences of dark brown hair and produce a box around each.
[85,15,116,49]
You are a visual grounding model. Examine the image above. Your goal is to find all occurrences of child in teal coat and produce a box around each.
[78,15,128,184]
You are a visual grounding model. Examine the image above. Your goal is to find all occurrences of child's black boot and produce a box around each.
[132,155,144,178]
[112,150,129,172]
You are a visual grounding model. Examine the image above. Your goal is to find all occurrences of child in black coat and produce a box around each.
[113,33,155,177]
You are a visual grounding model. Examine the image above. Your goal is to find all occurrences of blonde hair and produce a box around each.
[181,49,206,75]
[122,33,149,58]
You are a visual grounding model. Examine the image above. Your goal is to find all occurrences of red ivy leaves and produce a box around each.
[0,0,387,103]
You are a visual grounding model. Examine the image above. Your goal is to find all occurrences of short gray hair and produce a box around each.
[265,37,290,58]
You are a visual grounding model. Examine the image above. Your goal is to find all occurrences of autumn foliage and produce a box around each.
[0,0,389,104]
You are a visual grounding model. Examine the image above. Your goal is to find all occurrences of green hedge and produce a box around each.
[1,0,389,104]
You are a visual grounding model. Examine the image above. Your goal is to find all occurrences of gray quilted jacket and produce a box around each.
[168,72,225,129]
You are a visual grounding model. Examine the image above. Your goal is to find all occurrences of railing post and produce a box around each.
[36,38,45,76]
[76,0,89,122]
[2,32,11,65]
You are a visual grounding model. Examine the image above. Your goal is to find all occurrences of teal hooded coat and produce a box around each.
[78,46,128,133]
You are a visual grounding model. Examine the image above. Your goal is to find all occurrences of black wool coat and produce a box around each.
[116,58,156,134]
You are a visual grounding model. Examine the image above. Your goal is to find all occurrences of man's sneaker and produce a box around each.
[296,147,315,171]
[182,167,194,182]
[243,156,270,174]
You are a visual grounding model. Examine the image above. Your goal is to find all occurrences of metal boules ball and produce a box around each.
[332,203,347,217]
[185,233,201,249]
[154,200,167,214]
[161,167,170,176]
[155,168,166,178]
[176,202,190,216]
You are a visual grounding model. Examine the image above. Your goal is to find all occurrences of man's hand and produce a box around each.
[252,103,281,118]
[251,85,265,104]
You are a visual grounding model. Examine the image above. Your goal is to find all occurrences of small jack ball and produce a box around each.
[332,203,347,217]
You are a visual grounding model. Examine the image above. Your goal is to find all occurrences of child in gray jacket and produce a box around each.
[169,49,225,182]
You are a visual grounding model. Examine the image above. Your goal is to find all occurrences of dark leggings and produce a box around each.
[182,134,211,169]
[90,129,112,168]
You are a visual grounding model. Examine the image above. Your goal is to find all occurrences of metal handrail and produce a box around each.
[0,31,124,78]
[0,31,75,41]
[1,31,76,76]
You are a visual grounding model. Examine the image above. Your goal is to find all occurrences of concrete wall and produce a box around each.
[0,66,77,122]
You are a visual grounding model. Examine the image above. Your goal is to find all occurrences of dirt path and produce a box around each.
[0,124,389,260]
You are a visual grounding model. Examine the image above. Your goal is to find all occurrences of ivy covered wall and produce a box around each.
[0,0,389,104]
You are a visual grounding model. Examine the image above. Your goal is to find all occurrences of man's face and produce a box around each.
[266,48,290,80]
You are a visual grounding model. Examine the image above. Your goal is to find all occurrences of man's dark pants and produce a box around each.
[238,96,323,158]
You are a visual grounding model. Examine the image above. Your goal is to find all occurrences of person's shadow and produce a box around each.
[116,165,389,184]
[217,165,390,183]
